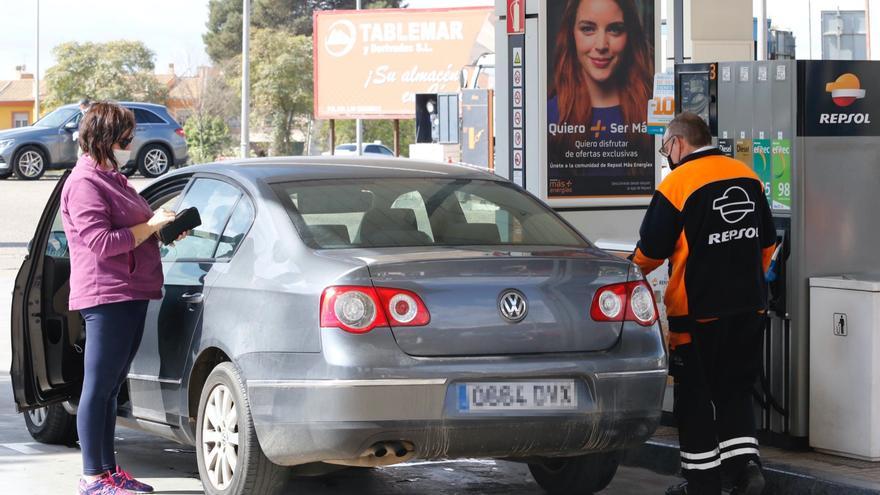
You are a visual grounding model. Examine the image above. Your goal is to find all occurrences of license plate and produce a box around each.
[457,380,577,412]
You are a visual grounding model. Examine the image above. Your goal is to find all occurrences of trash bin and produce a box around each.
[809,274,880,461]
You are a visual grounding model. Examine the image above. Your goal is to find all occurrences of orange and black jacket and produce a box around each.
[632,148,776,323]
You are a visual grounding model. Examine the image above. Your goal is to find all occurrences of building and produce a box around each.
[0,67,46,129]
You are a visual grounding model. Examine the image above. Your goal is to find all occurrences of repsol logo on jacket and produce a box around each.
[709,187,759,244]
[709,227,759,245]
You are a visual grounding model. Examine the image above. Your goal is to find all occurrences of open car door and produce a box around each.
[10,170,84,411]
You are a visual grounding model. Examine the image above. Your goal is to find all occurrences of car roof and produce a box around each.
[163,156,502,184]
[58,101,169,111]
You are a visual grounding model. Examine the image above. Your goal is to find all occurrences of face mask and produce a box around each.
[113,149,132,168]
[665,155,678,170]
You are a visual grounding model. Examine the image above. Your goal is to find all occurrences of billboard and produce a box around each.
[545,0,656,199]
[313,7,494,119]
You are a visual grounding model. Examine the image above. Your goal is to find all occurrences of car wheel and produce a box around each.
[23,404,77,445]
[528,451,622,495]
[13,146,47,180]
[196,362,287,495]
[137,144,171,178]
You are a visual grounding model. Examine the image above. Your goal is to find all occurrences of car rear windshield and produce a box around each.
[275,178,588,249]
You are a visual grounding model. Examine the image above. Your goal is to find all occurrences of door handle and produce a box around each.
[180,292,204,304]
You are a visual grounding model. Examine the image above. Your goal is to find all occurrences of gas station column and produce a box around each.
[666,0,754,63]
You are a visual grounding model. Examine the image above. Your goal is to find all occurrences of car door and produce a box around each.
[127,176,246,424]
[56,112,83,166]
[11,171,83,410]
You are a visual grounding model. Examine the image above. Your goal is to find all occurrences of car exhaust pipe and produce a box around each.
[324,441,415,468]
[387,441,408,457]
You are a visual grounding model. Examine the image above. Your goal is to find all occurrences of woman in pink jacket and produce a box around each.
[61,102,180,495]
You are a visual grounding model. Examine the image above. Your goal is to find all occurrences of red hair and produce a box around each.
[549,0,653,149]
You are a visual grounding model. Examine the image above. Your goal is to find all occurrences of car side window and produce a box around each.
[160,178,242,261]
[214,196,255,259]
[365,145,379,153]
[133,108,165,125]
[454,191,523,243]
[45,208,69,259]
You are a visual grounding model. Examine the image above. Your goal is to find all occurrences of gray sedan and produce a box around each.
[11,157,667,495]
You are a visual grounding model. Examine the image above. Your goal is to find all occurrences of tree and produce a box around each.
[185,115,231,163]
[249,30,314,155]
[44,41,167,110]
[204,0,405,62]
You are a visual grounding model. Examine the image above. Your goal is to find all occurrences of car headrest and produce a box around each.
[309,224,351,247]
[360,208,418,232]
[441,223,501,245]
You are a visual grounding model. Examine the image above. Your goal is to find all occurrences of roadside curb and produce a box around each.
[622,440,880,494]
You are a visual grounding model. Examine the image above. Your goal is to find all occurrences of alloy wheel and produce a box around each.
[201,384,240,490]
[18,151,44,178]
[144,149,169,176]
[27,407,48,427]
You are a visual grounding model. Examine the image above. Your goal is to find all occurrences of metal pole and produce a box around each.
[356,0,363,156]
[330,119,336,155]
[35,0,40,121]
[758,0,768,60]
[240,0,250,159]
[674,0,684,65]
[867,0,872,59]
[393,119,400,156]
[808,0,813,59]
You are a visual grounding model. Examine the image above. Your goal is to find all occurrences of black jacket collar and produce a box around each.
[675,147,724,169]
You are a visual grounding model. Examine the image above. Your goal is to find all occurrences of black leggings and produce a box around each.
[78,300,149,476]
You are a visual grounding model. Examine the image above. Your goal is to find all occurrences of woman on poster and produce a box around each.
[547,0,654,188]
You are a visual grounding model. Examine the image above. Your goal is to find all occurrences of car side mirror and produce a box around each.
[63,121,78,131]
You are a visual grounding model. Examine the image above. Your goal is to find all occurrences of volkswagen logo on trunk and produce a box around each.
[499,290,528,323]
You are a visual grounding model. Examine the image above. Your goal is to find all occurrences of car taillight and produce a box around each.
[175,128,186,138]
[320,286,430,333]
[590,281,657,326]
[376,288,430,326]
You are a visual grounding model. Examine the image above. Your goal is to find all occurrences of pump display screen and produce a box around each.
[679,72,711,125]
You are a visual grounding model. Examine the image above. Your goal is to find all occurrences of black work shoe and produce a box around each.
[665,481,688,495]
[730,461,765,495]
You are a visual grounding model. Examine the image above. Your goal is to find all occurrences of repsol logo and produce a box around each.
[819,113,872,124]
[708,227,759,245]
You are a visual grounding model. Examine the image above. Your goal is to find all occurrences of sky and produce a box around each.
[0,0,865,80]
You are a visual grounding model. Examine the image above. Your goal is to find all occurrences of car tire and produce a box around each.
[120,163,138,177]
[23,404,78,445]
[13,146,47,180]
[528,451,622,495]
[137,144,172,178]
[196,362,287,495]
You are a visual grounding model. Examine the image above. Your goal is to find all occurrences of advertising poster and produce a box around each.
[546,0,655,198]
[771,138,791,210]
[313,8,494,119]
[752,138,772,201]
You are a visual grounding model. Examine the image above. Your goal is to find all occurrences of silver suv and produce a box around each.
[0,102,188,180]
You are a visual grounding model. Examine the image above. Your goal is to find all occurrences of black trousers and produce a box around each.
[669,312,765,494]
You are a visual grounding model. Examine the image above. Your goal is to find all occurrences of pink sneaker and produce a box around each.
[110,466,154,494]
[78,475,134,495]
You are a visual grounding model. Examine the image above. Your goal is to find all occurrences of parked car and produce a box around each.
[11,157,666,495]
[322,141,395,156]
[0,102,188,180]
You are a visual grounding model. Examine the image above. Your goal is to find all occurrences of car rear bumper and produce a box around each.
[239,323,667,466]
[246,370,665,466]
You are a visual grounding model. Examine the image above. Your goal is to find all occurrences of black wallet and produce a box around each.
[158,207,201,245]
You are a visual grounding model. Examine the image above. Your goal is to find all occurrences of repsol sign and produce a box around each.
[708,227,759,245]
[819,113,871,124]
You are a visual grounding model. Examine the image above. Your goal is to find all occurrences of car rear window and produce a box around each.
[274,178,588,249]
[133,108,167,124]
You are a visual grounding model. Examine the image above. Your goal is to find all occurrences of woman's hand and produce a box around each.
[147,209,176,232]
